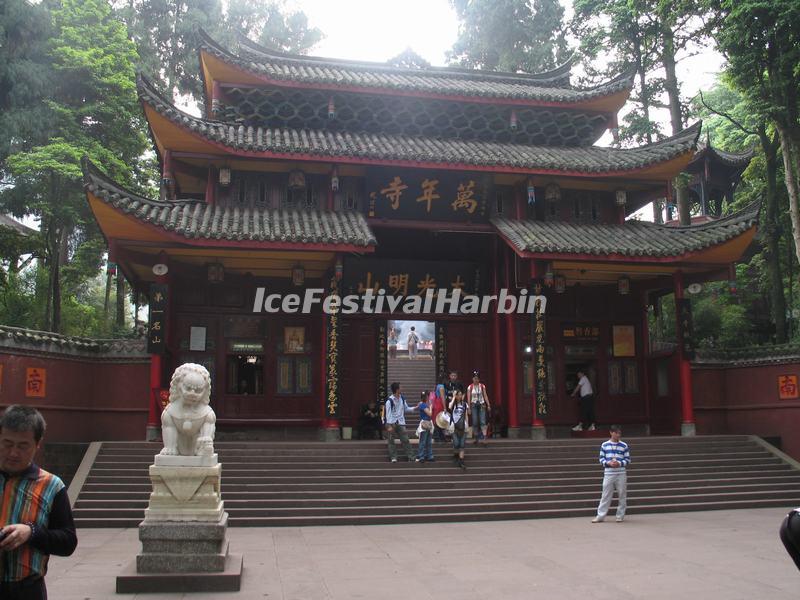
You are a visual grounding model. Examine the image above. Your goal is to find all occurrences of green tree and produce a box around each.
[1,0,150,333]
[113,0,323,102]
[0,0,54,169]
[715,1,800,269]
[448,0,569,73]
[572,0,712,224]
[696,80,789,342]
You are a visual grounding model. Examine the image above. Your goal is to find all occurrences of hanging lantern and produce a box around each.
[207,262,224,284]
[545,183,561,203]
[510,109,518,131]
[335,258,343,280]
[288,170,306,190]
[618,275,630,295]
[615,190,627,207]
[527,179,536,205]
[555,275,566,294]
[218,167,231,186]
[544,266,554,288]
[330,165,340,192]
[328,96,336,119]
[292,264,305,287]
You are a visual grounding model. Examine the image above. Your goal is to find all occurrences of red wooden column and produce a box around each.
[503,247,520,437]
[640,291,652,429]
[529,260,546,438]
[490,239,504,435]
[673,271,696,436]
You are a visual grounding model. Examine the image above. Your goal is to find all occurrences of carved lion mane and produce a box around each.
[169,363,212,406]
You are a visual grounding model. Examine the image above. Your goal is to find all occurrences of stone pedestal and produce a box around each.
[144,458,223,523]
[116,454,242,593]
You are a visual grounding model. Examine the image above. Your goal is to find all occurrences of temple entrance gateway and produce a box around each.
[81,30,759,439]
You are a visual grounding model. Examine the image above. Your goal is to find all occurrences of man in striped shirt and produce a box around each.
[592,425,630,523]
[1,405,77,599]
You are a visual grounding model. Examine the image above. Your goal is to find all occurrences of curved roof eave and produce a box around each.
[197,29,634,111]
[139,75,700,181]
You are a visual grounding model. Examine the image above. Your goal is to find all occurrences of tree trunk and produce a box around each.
[760,127,787,342]
[777,124,800,267]
[661,26,691,225]
[116,274,125,328]
[50,226,62,333]
[104,269,112,317]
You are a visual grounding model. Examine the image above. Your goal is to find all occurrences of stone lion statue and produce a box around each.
[160,363,216,456]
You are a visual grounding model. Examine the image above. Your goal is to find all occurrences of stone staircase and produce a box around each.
[72,436,800,528]
[387,355,436,430]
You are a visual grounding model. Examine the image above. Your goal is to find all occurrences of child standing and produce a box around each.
[448,389,470,470]
[592,424,631,522]
[416,391,434,463]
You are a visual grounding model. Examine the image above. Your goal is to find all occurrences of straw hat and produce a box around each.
[435,411,451,429]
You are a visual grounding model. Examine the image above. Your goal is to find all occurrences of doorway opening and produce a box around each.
[387,320,436,418]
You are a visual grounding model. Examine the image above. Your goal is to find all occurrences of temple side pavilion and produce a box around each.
[83,31,758,439]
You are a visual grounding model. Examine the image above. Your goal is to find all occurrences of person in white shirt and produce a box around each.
[384,382,417,462]
[571,369,596,432]
[407,327,419,359]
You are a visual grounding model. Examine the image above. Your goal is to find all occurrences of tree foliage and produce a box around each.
[113,0,323,102]
[448,0,569,73]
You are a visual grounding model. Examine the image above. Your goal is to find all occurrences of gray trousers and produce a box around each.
[386,424,414,460]
[596,471,627,519]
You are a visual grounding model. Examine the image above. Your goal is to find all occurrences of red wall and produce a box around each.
[0,351,150,442]
[694,362,800,460]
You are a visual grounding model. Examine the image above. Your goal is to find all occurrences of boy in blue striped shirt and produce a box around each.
[592,425,630,523]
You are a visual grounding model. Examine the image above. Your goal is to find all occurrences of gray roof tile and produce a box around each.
[82,159,376,248]
[139,76,700,175]
[492,204,759,257]
[198,31,628,103]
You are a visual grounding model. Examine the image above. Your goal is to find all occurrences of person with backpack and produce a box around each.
[415,391,435,463]
[448,389,470,470]
[467,370,491,445]
[407,326,420,359]
[384,382,416,463]
[432,372,448,443]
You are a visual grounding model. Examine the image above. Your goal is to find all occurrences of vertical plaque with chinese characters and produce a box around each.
[376,322,387,402]
[676,298,695,360]
[325,276,339,418]
[148,283,168,354]
[436,323,447,384]
[532,290,548,417]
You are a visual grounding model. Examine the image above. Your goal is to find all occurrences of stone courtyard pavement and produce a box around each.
[48,507,798,599]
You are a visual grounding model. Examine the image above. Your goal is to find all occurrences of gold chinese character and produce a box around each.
[151,321,162,331]
[416,179,440,212]
[388,274,409,296]
[536,367,546,379]
[380,176,408,210]
[451,275,465,290]
[451,180,477,213]
[153,291,164,303]
[416,273,437,296]
[357,271,381,293]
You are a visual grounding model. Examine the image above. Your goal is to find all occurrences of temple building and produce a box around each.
[82,31,758,440]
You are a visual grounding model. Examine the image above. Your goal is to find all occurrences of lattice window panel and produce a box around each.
[216,87,608,147]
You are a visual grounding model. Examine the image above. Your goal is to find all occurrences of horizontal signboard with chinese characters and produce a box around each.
[341,257,485,297]
[367,169,491,222]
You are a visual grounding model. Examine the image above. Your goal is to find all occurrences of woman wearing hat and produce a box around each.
[467,371,491,445]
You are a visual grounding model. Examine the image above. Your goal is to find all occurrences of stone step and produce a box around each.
[74,496,800,528]
[72,436,798,528]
